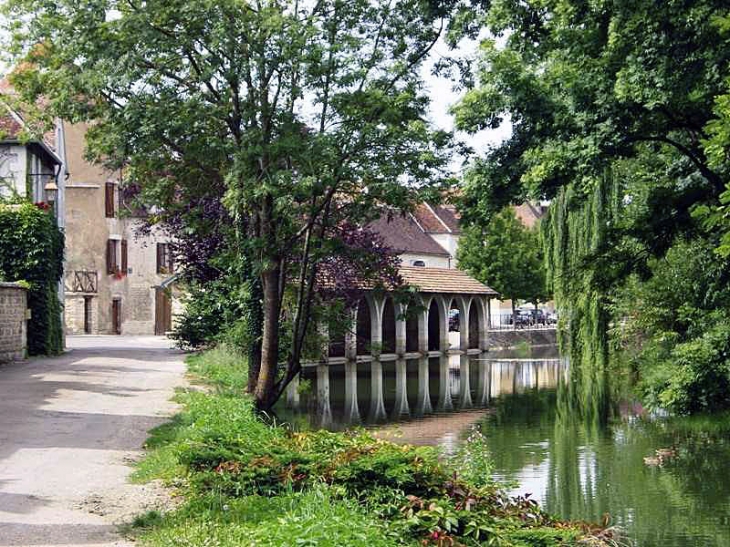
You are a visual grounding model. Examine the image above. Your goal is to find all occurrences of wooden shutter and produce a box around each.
[106,239,114,274]
[167,245,174,274]
[121,239,128,274]
[105,183,115,218]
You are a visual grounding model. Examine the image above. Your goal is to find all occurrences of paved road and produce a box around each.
[0,336,186,547]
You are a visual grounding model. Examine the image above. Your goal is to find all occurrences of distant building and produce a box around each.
[62,122,181,335]
[369,203,462,269]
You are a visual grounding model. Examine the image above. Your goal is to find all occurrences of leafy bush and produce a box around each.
[641,321,730,415]
[0,202,64,355]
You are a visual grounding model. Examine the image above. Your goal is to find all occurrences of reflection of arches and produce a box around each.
[468,298,482,350]
[427,298,441,351]
[381,297,396,353]
[356,298,372,355]
[405,304,419,352]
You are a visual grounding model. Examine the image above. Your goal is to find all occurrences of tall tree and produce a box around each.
[457,206,547,323]
[4,0,453,408]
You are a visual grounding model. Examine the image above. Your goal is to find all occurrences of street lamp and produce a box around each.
[44,177,58,215]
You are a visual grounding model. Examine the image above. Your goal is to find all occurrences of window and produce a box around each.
[105,183,115,218]
[412,260,426,267]
[106,239,119,275]
[156,243,174,274]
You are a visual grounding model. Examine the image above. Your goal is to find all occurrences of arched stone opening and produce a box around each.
[427,298,442,351]
[381,297,396,354]
[468,298,482,350]
[405,305,419,352]
[356,298,372,355]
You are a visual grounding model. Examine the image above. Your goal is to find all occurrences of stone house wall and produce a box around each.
[0,282,28,363]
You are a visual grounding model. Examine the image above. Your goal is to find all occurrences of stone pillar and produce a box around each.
[476,359,491,406]
[343,361,360,424]
[459,354,472,409]
[344,306,358,361]
[457,296,470,351]
[369,295,386,357]
[418,302,429,353]
[394,302,407,356]
[392,358,410,419]
[368,360,387,422]
[415,356,433,415]
[316,364,332,427]
[318,321,329,362]
[286,372,300,409]
[437,354,453,411]
[479,297,490,350]
[437,295,450,352]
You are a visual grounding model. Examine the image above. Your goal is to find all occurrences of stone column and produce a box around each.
[437,354,453,411]
[394,302,407,356]
[316,364,332,427]
[344,306,358,361]
[459,354,472,409]
[457,296,470,351]
[369,295,386,358]
[415,356,433,416]
[343,360,360,424]
[417,300,429,353]
[368,359,387,422]
[392,358,410,419]
[437,295,450,352]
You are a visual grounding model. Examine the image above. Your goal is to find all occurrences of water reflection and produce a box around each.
[276,352,730,546]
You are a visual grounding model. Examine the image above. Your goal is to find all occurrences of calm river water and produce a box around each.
[277,349,730,546]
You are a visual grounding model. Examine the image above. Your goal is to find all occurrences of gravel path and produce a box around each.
[0,336,186,547]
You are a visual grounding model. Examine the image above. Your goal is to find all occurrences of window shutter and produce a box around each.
[156,243,163,274]
[105,183,115,218]
[121,239,128,273]
[106,239,114,274]
[167,245,174,274]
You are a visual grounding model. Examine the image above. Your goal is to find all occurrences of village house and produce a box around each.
[62,122,181,335]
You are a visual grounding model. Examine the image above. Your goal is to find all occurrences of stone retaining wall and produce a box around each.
[0,282,28,363]
[487,328,557,349]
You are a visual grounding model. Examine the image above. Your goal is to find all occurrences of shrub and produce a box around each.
[0,202,64,355]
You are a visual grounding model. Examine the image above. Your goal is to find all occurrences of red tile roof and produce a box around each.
[368,212,451,256]
[399,266,498,295]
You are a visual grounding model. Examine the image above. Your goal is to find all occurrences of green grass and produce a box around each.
[128,346,615,547]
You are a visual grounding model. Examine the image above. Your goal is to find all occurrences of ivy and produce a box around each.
[0,202,64,356]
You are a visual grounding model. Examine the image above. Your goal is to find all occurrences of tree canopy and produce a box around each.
[457,206,546,318]
[3,0,454,408]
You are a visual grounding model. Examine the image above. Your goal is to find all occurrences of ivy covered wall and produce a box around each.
[0,202,64,355]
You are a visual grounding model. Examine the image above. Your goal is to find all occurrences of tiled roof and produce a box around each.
[399,266,498,296]
[433,204,461,234]
[0,78,57,150]
[368,212,451,256]
[413,203,447,233]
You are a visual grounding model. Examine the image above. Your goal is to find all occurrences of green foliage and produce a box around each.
[0,202,63,355]
[458,207,547,307]
[611,240,730,415]
[129,347,608,547]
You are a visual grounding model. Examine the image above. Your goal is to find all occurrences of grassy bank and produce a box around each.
[128,346,617,546]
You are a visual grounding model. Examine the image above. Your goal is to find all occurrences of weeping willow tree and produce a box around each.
[543,171,621,423]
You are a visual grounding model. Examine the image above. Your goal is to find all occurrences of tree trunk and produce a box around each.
[511,300,517,328]
[254,263,282,409]
[246,276,264,393]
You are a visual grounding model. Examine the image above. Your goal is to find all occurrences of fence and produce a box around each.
[489,312,557,331]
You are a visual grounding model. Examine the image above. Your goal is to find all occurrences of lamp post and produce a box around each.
[44,177,59,217]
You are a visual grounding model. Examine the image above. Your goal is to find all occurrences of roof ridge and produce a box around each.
[425,202,452,233]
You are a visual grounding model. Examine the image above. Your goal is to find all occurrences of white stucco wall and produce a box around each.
[399,252,451,269]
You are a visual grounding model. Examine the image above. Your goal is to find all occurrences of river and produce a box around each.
[276,349,730,546]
